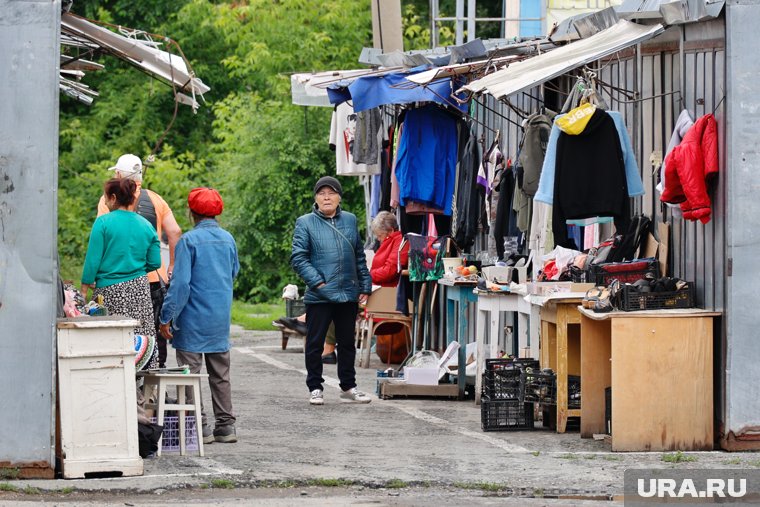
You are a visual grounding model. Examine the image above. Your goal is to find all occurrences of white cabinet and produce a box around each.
[57,317,143,478]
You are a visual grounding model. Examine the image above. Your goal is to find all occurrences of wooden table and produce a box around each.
[537,293,586,433]
[579,306,720,451]
[438,279,478,399]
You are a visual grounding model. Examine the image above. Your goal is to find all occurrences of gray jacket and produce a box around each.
[290,204,372,304]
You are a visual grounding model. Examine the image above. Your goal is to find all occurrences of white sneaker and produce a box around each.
[309,389,324,405]
[340,387,372,404]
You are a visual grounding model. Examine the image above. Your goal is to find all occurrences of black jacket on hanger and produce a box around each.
[452,124,481,250]
[552,109,630,249]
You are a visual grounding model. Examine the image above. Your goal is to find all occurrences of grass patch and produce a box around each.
[747,460,760,468]
[211,479,235,489]
[0,468,19,480]
[231,300,285,331]
[723,458,742,465]
[199,483,209,489]
[59,487,74,494]
[533,488,544,497]
[583,455,596,460]
[23,486,41,495]
[531,451,540,457]
[385,479,407,489]
[0,483,18,492]
[557,453,579,460]
[453,481,506,492]
[603,455,622,461]
[306,478,354,487]
[662,451,697,464]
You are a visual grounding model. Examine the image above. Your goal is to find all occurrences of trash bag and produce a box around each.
[138,422,164,458]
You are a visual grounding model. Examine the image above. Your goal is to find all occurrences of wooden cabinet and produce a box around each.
[57,317,143,478]
[579,307,719,451]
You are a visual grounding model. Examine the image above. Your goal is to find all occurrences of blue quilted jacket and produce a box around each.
[290,205,372,304]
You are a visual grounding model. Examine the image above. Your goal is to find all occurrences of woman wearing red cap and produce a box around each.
[291,176,373,406]
[159,187,240,444]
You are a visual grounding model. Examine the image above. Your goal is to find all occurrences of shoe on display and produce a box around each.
[322,351,337,364]
[213,424,237,443]
[340,387,371,404]
[202,425,215,444]
[310,389,324,405]
[281,317,307,335]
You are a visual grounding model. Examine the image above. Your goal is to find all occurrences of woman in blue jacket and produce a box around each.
[291,176,373,406]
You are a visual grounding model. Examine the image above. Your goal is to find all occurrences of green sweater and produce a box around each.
[82,210,161,288]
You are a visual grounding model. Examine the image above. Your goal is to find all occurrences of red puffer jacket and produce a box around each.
[660,114,719,223]
[370,230,409,287]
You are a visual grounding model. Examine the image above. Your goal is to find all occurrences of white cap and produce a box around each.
[108,154,143,177]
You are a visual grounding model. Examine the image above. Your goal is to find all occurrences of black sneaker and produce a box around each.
[214,425,237,443]
[321,351,337,364]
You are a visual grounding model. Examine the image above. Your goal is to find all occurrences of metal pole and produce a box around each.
[467,0,476,42]
[456,0,464,46]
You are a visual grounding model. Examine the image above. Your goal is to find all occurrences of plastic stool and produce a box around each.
[141,373,208,456]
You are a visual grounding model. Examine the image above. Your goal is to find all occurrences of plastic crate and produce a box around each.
[590,259,659,286]
[285,298,305,318]
[619,284,695,312]
[481,400,534,431]
[482,368,523,401]
[523,370,557,405]
[568,375,581,409]
[151,415,199,453]
[485,357,539,372]
[570,265,589,283]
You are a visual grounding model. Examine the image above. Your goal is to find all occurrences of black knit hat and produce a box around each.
[313,176,342,196]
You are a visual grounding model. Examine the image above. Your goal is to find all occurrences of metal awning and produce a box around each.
[60,12,209,109]
[405,55,520,85]
[462,20,664,100]
[291,67,402,107]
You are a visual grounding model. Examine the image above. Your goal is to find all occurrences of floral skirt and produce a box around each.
[94,275,158,371]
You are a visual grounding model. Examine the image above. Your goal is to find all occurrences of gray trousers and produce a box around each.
[175,349,236,429]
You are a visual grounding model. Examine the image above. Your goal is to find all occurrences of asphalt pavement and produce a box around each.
[1,326,752,505]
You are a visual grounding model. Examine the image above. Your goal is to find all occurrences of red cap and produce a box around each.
[188,187,224,217]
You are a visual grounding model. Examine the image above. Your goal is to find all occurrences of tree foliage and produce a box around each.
[59,0,372,300]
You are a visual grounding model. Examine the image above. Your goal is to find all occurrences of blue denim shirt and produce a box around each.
[160,219,240,353]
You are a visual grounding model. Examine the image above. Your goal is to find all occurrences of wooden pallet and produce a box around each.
[378,381,459,400]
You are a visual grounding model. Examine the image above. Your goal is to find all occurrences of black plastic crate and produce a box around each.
[590,259,659,286]
[482,368,523,401]
[568,375,581,409]
[481,399,534,431]
[485,357,539,372]
[285,298,305,318]
[605,386,612,435]
[570,265,589,283]
[619,284,695,312]
[523,370,557,405]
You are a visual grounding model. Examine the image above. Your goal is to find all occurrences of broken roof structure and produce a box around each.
[59,12,210,111]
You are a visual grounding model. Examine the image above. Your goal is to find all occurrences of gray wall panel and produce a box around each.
[0,0,60,467]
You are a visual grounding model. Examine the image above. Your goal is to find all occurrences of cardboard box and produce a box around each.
[404,367,439,386]
[526,282,595,295]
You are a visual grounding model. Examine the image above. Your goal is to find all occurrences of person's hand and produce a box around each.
[159,322,173,340]
[167,264,174,280]
[358,293,369,305]
[80,283,94,300]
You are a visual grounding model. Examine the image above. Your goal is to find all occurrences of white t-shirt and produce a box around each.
[329,102,380,176]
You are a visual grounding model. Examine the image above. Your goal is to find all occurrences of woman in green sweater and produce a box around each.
[81,178,162,370]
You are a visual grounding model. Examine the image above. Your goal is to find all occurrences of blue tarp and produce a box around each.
[327,68,468,113]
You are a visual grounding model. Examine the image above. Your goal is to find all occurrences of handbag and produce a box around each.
[405,234,446,282]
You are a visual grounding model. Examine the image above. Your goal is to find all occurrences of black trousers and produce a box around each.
[150,281,168,367]
[305,302,358,392]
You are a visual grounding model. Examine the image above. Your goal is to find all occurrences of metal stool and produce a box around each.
[141,373,208,456]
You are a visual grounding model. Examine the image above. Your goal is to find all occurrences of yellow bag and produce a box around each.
[555,103,596,135]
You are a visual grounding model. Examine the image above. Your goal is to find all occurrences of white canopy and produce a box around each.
[462,20,664,100]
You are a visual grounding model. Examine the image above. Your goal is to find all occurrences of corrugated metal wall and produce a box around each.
[472,21,726,313]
